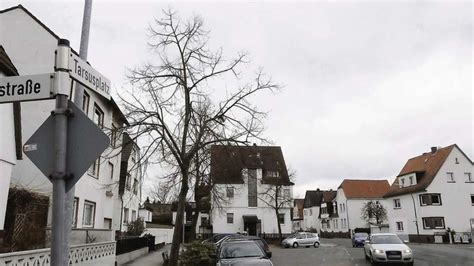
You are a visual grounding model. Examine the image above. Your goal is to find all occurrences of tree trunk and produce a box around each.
[189,201,200,241]
[275,208,283,241]
[169,171,189,266]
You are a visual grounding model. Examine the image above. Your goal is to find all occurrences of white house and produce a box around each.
[384,145,474,243]
[302,189,324,232]
[0,46,19,231]
[336,179,390,235]
[0,5,142,234]
[292,199,304,232]
[210,145,294,236]
[319,190,337,233]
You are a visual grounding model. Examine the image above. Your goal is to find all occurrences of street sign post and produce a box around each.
[24,99,110,191]
[69,52,111,99]
[0,73,54,103]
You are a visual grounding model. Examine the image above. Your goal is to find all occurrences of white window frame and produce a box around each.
[393,199,401,209]
[396,221,404,231]
[446,172,455,182]
[466,172,472,182]
[226,187,234,198]
[420,193,442,206]
[278,213,285,224]
[82,200,96,228]
[123,208,129,224]
[422,217,445,229]
[227,213,234,224]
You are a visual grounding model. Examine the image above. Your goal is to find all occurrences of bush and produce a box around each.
[126,217,145,236]
[179,241,216,266]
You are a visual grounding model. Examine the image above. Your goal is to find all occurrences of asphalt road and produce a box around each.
[270,238,474,266]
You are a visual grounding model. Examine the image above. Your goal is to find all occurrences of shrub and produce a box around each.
[179,241,216,266]
[126,217,145,236]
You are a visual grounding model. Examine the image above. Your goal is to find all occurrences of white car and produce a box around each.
[363,233,414,265]
[281,232,320,248]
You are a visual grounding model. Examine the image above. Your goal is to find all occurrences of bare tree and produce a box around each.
[120,10,278,265]
[258,168,296,241]
[361,201,387,230]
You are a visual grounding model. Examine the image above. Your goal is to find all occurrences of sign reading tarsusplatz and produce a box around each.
[0,73,54,103]
[69,53,111,100]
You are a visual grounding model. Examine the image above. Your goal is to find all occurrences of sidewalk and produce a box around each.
[123,244,171,266]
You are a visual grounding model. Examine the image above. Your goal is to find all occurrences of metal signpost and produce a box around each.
[0,38,110,266]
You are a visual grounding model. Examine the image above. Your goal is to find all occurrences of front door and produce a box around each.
[244,221,257,236]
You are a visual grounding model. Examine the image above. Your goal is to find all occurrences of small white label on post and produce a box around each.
[24,143,38,152]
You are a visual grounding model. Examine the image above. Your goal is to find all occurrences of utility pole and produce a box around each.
[64,1,93,264]
[51,39,71,266]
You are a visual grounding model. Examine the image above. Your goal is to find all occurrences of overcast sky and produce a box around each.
[2,0,472,199]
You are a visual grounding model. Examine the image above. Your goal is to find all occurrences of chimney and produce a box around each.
[431,147,437,154]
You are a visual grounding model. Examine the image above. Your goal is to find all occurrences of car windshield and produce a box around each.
[354,233,368,239]
[371,235,403,244]
[220,241,265,259]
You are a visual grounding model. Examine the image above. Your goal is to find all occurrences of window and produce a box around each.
[88,158,100,178]
[126,174,132,191]
[108,162,114,180]
[321,207,327,214]
[226,187,234,198]
[393,199,401,209]
[420,193,442,206]
[471,195,474,205]
[278,213,285,224]
[132,210,137,221]
[396,221,404,231]
[83,201,96,227]
[446,172,455,182]
[82,91,90,114]
[304,210,307,216]
[283,188,290,199]
[455,158,459,164]
[399,178,405,188]
[227,213,234,224]
[310,209,312,216]
[111,124,118,148]
[72,197,79,227]
[123,208,129,224]
[201,216,208,226]
[466,173,472,182]
[133,178,138,195]
[266,171,279,178]
[93,104,104,128]
[422,217,445,229]
[248,169,257,207]
[409,176,413,185]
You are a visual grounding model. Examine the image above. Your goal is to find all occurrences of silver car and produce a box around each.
[281,232,320,248]
[363,233,414,265]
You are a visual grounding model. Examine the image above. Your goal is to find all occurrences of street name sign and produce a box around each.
[0,73,54,103]
[69,52,111,100]
[23,100,110,191]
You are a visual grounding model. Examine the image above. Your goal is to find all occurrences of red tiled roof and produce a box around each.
[384,145,457,198]
[338,179,390,199]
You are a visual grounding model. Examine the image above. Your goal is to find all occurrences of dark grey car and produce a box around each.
[216,239,273,266]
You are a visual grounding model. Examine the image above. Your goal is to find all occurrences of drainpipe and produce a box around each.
[410,193,420,237]
[119,195,124,233]
[345,199,352,238]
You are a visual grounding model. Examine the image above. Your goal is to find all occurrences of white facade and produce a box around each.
[386,146,474,239]
[336,188,388,234]
[120,146,142,232]
[212,168,293,235]
[0,71,16,230]
[0,7,138,232]
[302,206,320,231]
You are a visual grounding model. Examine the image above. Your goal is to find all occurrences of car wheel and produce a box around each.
[407,262,414,266]
[293,242,299,248]
[314,242,320,248]
[370,253,376,265]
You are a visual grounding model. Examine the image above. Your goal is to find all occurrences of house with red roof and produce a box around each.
[384,145,474,243]
[336,179,391,236]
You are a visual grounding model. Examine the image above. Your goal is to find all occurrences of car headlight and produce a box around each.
[402,249,412,254]
[374,249,384,254]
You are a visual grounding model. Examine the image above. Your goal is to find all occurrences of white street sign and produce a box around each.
[0,73,54,103]
[69,53,111,100]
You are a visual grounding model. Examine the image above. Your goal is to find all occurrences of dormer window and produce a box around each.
[399,178,405,188]
[266,171,279,178]
[409,176,413,185]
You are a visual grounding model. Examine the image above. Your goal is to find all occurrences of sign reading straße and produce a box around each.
[0,73,54,103]
[69,53,111,100]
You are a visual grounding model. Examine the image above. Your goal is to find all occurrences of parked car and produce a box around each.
[352,232,369,247]
[363,233,414,266]
[202,233,239,244]
[224,235,272,258]
[281,232,320,248]
[216,239,273,266]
